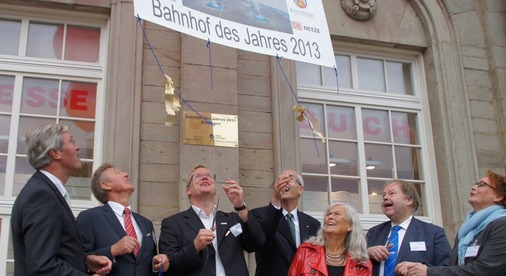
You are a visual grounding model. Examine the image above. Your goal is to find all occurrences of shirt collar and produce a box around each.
[40,169,67,198]
[108,201,131,216]
[282,208,299,220]
[391,215,413,230]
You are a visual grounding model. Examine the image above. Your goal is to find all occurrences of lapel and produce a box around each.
[35,171,84,246]
[378,222,392,245]
[102,204,127,237]
[280,211,296,248]
[184,207,207,234]
[132,211,153,257]
[397,218,420,262]
[216,211,230,246]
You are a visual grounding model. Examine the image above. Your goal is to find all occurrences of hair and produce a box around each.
[294,172,304,186]
[487,170,506,207]
[306,203,369,262]
[385,179,420,212]
[25,123,68,170]
[91,163,115,204]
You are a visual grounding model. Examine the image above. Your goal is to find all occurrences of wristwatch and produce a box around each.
[234,203,247,212]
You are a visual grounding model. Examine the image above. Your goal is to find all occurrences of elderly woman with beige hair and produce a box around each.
[288,203,372,276]
[396,170,506,275]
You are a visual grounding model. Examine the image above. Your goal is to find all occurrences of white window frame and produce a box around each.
[0,5,109,273]
[297,43,442,229]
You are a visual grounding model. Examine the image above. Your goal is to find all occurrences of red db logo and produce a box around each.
[294,0,307,9]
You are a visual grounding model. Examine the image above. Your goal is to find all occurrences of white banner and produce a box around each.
[134,0,336,68]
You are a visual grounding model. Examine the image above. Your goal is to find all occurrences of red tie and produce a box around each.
[124,208,139,256]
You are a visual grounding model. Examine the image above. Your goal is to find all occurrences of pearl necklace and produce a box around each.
[325,249,346,265]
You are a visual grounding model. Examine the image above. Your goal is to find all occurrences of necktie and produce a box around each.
[286,213,296,242]
[124,208,139,256]
[384,225,401,276]
[64,192,71,207]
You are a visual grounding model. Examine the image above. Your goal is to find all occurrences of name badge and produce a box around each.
[229,222,243,237]
[464,245,479,257]
[409,241,426,251]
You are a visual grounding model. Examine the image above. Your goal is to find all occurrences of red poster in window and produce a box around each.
[64,82,96,132]
[53,25,100,62]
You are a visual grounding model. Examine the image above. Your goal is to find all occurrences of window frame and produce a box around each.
[0,5,109,271]
[297,43,442,229]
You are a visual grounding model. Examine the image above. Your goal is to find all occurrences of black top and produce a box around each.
[328,265,345,276]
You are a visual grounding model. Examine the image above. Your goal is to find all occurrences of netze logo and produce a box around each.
[291,21,303,30]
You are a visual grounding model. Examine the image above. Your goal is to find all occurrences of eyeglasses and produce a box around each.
[193,173,216,180]
[187,173,216,187]
[289,175,302,186]
[475,181,494,189]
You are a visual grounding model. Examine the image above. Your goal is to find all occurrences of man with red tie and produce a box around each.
[77,163,169,275]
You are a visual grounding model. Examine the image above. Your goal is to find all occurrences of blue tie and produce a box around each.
[384,225,401,276]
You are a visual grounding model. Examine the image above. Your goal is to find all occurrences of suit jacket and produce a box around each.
[427,217,506,275]
[250,203,321,276]
[159,207,265,276]
[11,170,88,275]
[76,204,158,276]
[366,217,451,276]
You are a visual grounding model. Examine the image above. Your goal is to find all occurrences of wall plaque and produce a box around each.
[183,112,238,148]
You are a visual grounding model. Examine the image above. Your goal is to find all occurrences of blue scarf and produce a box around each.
[457,205,506,264]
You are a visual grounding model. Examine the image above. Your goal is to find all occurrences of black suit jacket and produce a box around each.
[250,203,321,276]
[159,207,265,276]
[11,170,88,275]
[366,217,451,276]
[76,204,158,276]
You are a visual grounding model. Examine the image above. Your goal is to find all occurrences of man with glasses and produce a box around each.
[158,165,265,276]
[366,179,451,276]
[250,169,320,276]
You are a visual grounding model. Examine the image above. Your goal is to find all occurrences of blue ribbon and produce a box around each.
[136,15,213,126]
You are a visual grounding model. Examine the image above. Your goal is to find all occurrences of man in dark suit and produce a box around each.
[76,163,169,275]
[159,165,265,276]
[366,179,451,276]
[11,123,111,275]
[250,169,321,276]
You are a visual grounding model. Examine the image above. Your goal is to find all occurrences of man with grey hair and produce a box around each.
[366,179,451,276]
[11,123,111,275]
[250,169,321,276]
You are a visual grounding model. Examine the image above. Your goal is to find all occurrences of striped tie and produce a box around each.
[286,213,296,242]
[384,225,401,276]
[124,208,139,256]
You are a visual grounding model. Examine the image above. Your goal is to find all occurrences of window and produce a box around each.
[0,7,108,273]
[297,46,439,226]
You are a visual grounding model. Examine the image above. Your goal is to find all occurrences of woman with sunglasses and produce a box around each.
[396,170,506,275]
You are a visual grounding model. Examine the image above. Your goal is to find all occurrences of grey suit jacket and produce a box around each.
[366,217,451,276]
[159,207,265,276]
[11,170,88,275]
[428,217,506,275]
[76,204,159,276]
[251,203,321,276]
